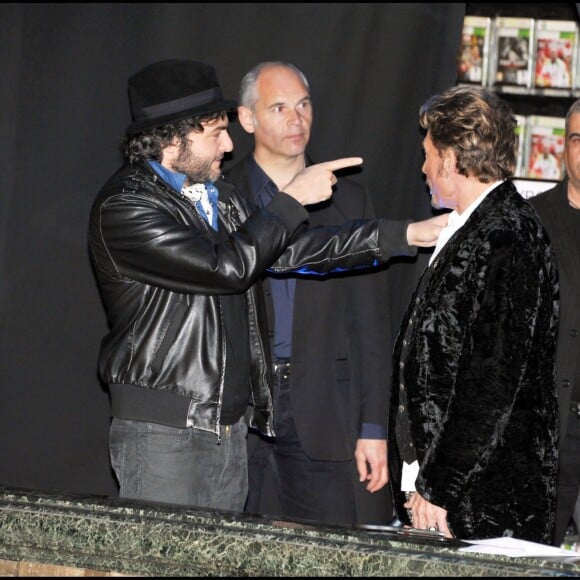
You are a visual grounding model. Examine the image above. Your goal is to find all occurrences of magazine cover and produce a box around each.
[534,19,578,90]
[456,15,491,86]
[524,115,566,180]
[491,17,534,89]
[514,114,528,178]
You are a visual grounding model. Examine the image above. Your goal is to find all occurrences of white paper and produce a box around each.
[459,536,580,559]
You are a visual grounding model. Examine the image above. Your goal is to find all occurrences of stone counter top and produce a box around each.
[0,486,578,576]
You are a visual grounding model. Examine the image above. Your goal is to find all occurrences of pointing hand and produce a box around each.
[282,157,363,206]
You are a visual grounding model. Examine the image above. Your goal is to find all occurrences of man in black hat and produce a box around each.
[88,58,447,512]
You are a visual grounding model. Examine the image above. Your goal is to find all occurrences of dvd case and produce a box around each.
[533,19,578,90]
[523,115,566,180]
[514,114,528,178]
[456,15,492,86]
[491,17,534,89]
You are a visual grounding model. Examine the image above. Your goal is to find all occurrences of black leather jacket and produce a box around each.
[88,160,413,438]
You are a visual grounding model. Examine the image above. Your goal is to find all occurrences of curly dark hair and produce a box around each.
[121,111,228,163]
[419,85,517,183]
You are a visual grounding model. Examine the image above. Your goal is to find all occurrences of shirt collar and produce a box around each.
[248,155,278,207]
[428,180,504,266]
[447,180,504,229]
[147,160,187,193]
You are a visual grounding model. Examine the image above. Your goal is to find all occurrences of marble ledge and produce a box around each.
[0,486,578,577]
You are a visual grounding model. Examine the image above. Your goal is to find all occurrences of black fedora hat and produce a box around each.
[126,59,237,135]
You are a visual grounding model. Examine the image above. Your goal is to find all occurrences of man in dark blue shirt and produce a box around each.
[225,61,393,525]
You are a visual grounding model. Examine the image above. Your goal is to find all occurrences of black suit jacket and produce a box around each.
[224,155,391,461]
[390,182,559,543]
[530,179,580,446]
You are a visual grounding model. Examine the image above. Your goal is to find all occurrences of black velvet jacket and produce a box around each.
[389,181,560,544]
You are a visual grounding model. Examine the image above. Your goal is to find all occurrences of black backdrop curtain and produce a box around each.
[0,3,464,497]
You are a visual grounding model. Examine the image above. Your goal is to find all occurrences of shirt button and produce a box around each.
[399,361,404,368]
[399,404,405,412]
[400,383,405,391]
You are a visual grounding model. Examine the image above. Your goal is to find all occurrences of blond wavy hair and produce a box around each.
[419,85,517,183]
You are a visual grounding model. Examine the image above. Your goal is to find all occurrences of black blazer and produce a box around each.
[390,182,559,543]
[530,179,580,446]
[224,155,391,460]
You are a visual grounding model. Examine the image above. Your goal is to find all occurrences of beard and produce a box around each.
[173,146,220,184]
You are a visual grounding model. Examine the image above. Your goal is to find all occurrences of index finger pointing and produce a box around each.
[317,157,363,171]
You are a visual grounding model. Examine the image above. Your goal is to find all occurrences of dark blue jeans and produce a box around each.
[247,372,356,525]
[109,416,248,511]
